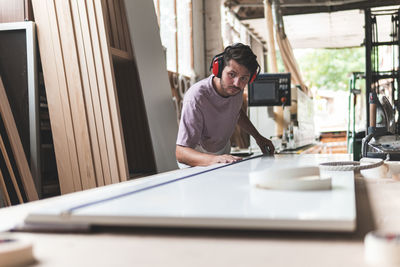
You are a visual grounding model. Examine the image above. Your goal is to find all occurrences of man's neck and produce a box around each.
[212,76,228,98]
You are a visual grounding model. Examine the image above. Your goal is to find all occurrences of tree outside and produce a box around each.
[296,47,365,91]
[294,47,366,133]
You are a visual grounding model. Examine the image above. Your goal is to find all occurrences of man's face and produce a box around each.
[219,59,251,97]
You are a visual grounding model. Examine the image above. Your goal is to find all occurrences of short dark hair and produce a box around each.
[223,43,259,76]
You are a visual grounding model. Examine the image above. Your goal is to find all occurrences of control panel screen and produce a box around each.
[248,73,291,107]
[252,82,276,101]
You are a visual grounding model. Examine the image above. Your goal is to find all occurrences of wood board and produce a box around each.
[0,77,38,203]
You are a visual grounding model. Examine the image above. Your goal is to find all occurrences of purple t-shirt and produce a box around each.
[176,75,243,153]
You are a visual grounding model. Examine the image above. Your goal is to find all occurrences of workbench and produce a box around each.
[0,154,397,266]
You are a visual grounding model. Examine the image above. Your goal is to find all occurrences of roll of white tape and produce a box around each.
[249,166,331,191]
[0,237,35,266]
[365,231,400,266]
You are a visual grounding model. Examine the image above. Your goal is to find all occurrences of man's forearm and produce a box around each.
[176,145,242,167]
[237,109,261,139]
[237,109,275,154]
[176,145,216,166]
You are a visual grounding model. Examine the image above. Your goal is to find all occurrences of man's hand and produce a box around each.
[176,145,242,167]
[210,154,242,164]
[255,136,275,155]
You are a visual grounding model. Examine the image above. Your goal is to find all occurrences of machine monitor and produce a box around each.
[248,73,291,106]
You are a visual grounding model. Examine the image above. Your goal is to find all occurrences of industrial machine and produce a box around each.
[248,73,291,107]
[362,7,400,160]
[248,72,315,151]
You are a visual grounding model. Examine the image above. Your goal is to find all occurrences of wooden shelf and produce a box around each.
[110,47,132,61]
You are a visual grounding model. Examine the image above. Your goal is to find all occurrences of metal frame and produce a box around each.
[364,8,400,133]
[0,22,40,196]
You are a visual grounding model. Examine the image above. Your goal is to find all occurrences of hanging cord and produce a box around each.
[319,159,384,172]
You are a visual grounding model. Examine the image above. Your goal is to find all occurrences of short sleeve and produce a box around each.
[176,99,204,148]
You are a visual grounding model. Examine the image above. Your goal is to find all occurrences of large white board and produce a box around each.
[25,154,356,232]
[123,0,178,172]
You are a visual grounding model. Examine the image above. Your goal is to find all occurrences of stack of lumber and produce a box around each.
[0,77,38,206]
[31,0,133,194]
[32,0,179,195]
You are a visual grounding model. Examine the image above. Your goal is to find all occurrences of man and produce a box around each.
[176,43,275,167]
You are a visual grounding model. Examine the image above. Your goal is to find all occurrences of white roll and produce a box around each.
[249,166,331,191]
[0,237,35,266]
[365,231,400,266]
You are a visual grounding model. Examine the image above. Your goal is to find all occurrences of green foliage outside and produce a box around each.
[295,47,365,91]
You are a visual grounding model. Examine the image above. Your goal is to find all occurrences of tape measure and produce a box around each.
[249,166,331,191]
[365,231,400,266]
[0,236,34,266]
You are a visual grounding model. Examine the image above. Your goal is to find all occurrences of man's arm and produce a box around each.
[176,145,241,167]
[237,109,275,154]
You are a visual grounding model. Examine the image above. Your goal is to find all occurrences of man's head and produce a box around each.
[211,43,259,83]
[222,43,259,80]
[211,43,260,97]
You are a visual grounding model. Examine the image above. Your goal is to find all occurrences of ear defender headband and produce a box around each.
[209,45,260,84]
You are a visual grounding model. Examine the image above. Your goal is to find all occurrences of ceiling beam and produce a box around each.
[229,0,400,19]
[281,0,400,16]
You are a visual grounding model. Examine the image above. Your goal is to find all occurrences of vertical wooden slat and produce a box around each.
[32,0,80,193]
[101,0,113,48]
[0,77,38,201]
[106,0,120,49]
[46,0,83,192]
[84,0,127,183]
[33,0,131,189]
[114,0,126,51]
[119,0,133,57]
[72,0,111,186]
[94,0,129,181]
[0,166,11,206]
[0,134,23,203]
[0,0,25,23]
[54,0,97,190]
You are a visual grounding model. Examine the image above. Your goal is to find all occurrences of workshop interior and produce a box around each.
[1,0,400,266]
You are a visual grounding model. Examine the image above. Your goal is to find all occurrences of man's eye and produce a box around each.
[228,73,235,78]
[240,77,248,82]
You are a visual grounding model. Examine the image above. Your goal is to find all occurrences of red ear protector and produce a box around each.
[210,53,260,84]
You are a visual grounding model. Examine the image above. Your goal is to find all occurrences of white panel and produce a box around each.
[25,154,356,232]
[123,0,178,172]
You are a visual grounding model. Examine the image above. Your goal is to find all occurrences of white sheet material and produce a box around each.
[123,0,178,172]
[24,155,356,232]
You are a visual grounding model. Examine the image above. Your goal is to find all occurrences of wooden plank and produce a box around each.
[110,47,131,61]
[71,0,109,187]
[119,0,133,58]
[0,0,25,23]
[0,132,23,203]
[32,0,79,193]
[24,0,34,21]
[0,166,11,206]
[101,0,113,48]
[106,0,120,49]
[54,0,97,190]
[94,0,129,181]
[46,0,83,192]
[0,77,38,200]
[114,0,126,51]
[85,0,127,183]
